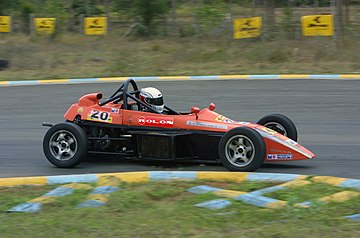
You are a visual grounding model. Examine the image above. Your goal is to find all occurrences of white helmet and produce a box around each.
[140,87,164,113]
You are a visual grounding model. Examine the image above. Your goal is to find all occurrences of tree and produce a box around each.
[331,0,344,39]
[133,0,170,34]
[264,0,275,38]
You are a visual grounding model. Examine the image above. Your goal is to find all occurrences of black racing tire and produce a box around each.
[218,127,266,172]
[43,122,88,168]
[257,114,298,141]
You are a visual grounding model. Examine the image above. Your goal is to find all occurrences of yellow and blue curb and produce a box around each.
[344,214,360,221]
[188,175,359,211]
[0,172,357,189]
[1,171,359,219]
[188,178,310,210]
[1,74,360,87]
[0,172,307,187]
[77,176,120,208]
[7,183,92,213]
[194,199,232,210]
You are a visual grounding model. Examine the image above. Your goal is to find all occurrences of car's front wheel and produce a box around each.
[257,114,298,141]
[218,127,266,172]
[43,122,88,168]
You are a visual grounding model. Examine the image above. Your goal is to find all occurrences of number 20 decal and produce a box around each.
[87,110,112,123]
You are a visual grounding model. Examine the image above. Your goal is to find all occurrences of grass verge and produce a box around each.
[0,35,359,81]
[0,180,359,237]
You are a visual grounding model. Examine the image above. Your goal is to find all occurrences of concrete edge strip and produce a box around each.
[0,172,358,188]
[1,74,360,87]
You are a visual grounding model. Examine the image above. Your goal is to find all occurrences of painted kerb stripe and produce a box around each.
[0,172,358,190]
[1,74,360,87]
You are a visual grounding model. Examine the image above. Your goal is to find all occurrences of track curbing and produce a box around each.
[0,172,358,188]
[1,74,360,87]
[2,171,359,215]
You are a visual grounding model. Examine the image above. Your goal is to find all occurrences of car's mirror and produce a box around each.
[191,107,200,114]
[209,103,215,111]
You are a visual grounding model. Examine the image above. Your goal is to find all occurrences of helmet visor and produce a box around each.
[145,97,164,106]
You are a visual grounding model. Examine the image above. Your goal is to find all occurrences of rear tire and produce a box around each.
[218,127,266,172]
[257,114,298,141]
[43,122,88,168]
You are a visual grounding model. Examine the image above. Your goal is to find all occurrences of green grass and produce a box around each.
[0,34,359,81]
[0,181,359,237]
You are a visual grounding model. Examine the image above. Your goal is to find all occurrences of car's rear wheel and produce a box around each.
[43,122,88,168]
[257,114,298,141]
[218,127,266,172]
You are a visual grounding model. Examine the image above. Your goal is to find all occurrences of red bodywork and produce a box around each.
[64,93,315,162]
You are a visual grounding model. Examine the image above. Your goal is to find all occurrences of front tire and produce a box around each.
[218,127,266,172]
[43,122,88,168]
[257,114,298,141]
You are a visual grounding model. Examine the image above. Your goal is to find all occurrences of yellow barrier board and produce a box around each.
[34,18,56,34]
[84,17,107,35]
[233,17,262,39]
[0,16,11,33]
[301,15,334,36]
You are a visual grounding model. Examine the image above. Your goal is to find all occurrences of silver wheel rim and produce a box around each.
[49,130,78,161]
[225,135,255,167]
[263,122,287,136]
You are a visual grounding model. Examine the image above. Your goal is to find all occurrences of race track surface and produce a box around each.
[0,79,359,178]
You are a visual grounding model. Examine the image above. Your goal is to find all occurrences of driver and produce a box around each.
[139,87,164,113]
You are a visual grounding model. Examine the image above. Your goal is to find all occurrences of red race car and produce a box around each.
[43,79,315,171]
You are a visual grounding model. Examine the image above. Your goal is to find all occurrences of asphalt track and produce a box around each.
[0,79,359,179]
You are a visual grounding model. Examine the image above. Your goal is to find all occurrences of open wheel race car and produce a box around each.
[43,79,315,171]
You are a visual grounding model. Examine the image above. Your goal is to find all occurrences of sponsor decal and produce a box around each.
[286,139,301,148]
[235,121,250,125]
[138,116,174,128]
[215,115,249,125]
[267,154,293,160]
[269,148,291,154]
[77,107,84,113]
[223,118,236,123]
[87,110,112,123]
[186,121,228,130]
[215,115,226,122]
[261,127,277,135]
[111,108,119,113]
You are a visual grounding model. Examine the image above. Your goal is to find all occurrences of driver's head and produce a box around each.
[140,87,164,113]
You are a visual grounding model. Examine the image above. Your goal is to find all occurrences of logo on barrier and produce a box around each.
[233,17,262,39]
[301,15,334,36]
[84,17,107,35]
[34,18,56,34]
[0,16,11,33]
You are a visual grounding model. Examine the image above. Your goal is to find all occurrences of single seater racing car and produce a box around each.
[42,79,315,171]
